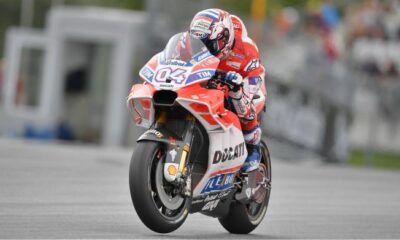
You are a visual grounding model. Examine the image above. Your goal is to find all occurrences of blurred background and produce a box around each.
[0,0,399,170]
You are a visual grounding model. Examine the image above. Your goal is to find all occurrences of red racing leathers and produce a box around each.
[218,16,266,168]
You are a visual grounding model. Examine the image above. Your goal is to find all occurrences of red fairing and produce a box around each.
[127,83,156,127]
[176,83,225,115]
[128,81,242,131]
[176,83,242,130]
[128,83,156,99]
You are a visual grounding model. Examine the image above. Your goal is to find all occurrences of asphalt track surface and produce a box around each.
[1,138,400,239]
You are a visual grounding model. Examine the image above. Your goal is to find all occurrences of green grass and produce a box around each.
[349,149,400,170]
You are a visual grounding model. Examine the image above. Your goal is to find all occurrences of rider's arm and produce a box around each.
[228,42,265,121]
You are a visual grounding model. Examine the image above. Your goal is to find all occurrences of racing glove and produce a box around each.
[225,71,254,120]
[224,71,243,92]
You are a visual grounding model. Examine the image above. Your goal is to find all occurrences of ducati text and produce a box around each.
[212,142,245,164]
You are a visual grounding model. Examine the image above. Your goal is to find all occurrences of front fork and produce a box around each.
[156,111,196,197]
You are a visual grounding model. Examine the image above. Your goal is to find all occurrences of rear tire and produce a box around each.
[218,140,271,234]
[129,141,189,233]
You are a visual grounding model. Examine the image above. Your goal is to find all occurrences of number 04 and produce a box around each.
[154,67,187,84]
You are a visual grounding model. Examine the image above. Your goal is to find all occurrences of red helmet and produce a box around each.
[189,9,234,58]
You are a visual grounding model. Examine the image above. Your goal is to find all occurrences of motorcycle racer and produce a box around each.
[189,9,266,173]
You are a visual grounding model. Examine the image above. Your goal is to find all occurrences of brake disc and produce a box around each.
[253,163,268,204]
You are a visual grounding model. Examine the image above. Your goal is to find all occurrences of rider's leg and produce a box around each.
[241,117,262,173]
[226,91,262,173]
[234,117,262,201]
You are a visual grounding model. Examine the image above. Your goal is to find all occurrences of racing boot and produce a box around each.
[241,125,262,173]
[241,143,261,172]
[236,143,263,203]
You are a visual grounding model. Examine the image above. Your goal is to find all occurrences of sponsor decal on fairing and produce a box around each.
[204,189,231,202]
[164,59,187,66]
[201,199,220,211]
[192,189,231,204]
[201,172,236,194]
[154,67,187,84]
[212,142,246,164]
[159,83,174,89]
[185,69,216,84]
[139,67,154,82]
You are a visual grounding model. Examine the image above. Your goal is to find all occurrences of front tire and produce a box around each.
[129,141,189,233]
[218,140,272,234]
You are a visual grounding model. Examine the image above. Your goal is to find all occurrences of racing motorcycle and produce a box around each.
[127,32,271,234]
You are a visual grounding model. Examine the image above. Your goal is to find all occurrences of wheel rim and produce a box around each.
[155,156,184,210]
[149,148,187,220]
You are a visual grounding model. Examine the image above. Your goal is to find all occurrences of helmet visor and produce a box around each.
[202,35,226,56]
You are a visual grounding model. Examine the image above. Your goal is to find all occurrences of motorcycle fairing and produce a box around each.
[128,82,247,199]
[193,129,246,197]
[139,50,220,91]
[190,189,236,217]
[127,83,156,128]
[173,84,247,197]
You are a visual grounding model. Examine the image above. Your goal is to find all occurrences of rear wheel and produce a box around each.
[218,140,271,234]
[129,141,189,233]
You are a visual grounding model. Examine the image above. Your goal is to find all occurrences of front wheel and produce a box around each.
[218,140,272,234]
[129,141,189,233]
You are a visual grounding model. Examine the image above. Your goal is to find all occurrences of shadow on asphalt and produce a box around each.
[150,233,290,239]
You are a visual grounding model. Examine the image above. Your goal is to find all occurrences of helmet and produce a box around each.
[189,9,234,58]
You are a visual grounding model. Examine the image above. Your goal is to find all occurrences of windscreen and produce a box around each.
[162,32,209,63]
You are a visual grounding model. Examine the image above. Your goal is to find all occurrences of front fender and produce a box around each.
[137,128,174,145]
